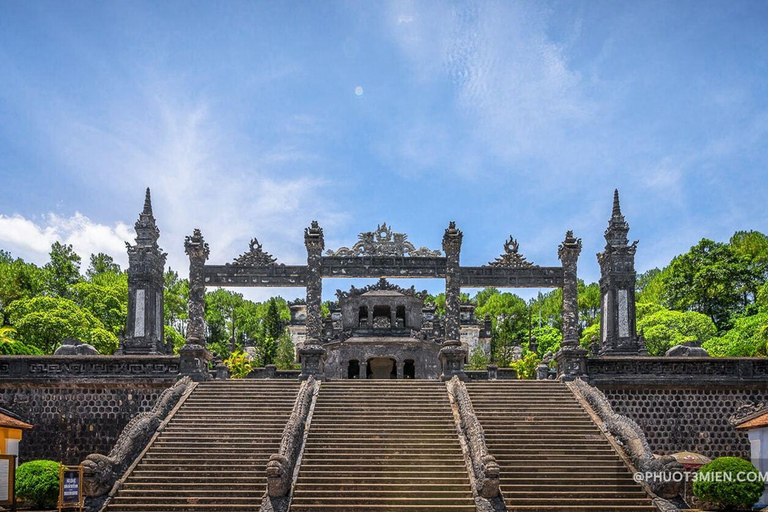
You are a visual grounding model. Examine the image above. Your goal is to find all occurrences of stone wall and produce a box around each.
[0,356,179,464]
[587,357,768,458]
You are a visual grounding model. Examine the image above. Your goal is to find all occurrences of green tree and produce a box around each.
[661,239,761,331]
[579,321,601,353]
[703,312,768,357]
[0,256,45,323]
[43,242,82,298]
[476,292,528,366]
[86,253,121,279]
[467,345,490,370]
[531,325,562,357]
[264,298,284,342]
[474,288,500,308]
[164,268,188,337]
[205,289,245,355]
[71,271,128,337]
[636,268,668,305]
[578,281,601,328]
[275,334,298,370]
[7,296,118,354]
[637,306,717,356]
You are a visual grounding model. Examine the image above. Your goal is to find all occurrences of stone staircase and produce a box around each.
[106,380,300,511]
[467,380,656,512]
[291,380,476,511]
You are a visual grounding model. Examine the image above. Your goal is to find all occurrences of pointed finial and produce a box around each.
[143,187,153,215]
[612,189,621,218]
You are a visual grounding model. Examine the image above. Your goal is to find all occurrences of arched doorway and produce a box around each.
[347,359,360,379]
[403,359,415,379]
[368,357,396,379]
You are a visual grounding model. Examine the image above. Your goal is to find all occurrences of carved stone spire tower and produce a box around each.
[597,190,644,355]
[124,188,168,354]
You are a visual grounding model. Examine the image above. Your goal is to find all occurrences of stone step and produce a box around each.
[468,381,654,510]
[105,380,299,511]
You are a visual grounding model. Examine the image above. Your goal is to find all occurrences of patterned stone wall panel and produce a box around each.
[0,383,169,464]
[602,386,768,459]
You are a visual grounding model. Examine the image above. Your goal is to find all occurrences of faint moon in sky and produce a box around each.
[355,86,364,96]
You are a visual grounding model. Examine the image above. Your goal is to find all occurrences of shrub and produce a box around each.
[511,351,541,380]
[693,457,764,510]
[15,459,61,508]
[224,350,254,379]
[0,340,43,355]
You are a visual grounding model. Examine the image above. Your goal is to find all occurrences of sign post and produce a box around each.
[0,455,15,511]
[58,465,83,512]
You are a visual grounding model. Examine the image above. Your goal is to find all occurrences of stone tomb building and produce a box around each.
[288,278,492,379]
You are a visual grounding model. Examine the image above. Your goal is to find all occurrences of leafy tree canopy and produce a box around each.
[7,296,118,354]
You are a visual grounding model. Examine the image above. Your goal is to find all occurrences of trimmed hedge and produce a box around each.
[693,457,764,510]
[15,460,61,508]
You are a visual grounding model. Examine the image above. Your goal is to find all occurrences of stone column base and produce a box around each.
[299,342,326,381]
[439,340,468,381]
[554,345,587,382]
[179,341,212,382]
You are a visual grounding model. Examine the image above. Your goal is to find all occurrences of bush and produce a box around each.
[224,350,253,379]
[0,340,43,355]
[693,457,764,510]
[15,459,61,508]
[511,351,541,380]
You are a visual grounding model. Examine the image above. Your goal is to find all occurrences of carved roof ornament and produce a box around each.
[230,238,279,266]
[304,220,325,252]
[127,188,161,252]
[441,221,463,256]
[558,230,583,262]
[326,222,441,257]
[598,189,638,267]
[184,228,210,261]
[487,236,537,268]
[336,278,429,300]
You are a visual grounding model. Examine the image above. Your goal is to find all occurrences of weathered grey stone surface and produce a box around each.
[570,378,683,500]
[665,342,710,357]
[123,189,167,355]
[597,190,645,356]
[53,338,99,356]
[181,229,211,381]
[81,377,194,511]
[446,376,500,500]
[264,377,318,509]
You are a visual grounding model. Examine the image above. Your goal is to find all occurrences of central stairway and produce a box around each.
[467,380,656,512]
[291,380,475,511]
[107,380,300,511]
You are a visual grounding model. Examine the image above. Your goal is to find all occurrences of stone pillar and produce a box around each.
[180,228,211,381]
[298,221,326,381]
[368,310,374,329]
[123,188,168,355]
[359,360,368,380]
[304,221,324,341]
[597,190,645,355]
[396,361,404,379]
[341,360,349,380]
[440,222,467,381]
[555,230,586,381]
[487,364,498,381]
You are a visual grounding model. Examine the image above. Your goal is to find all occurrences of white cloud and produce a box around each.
[382,0,592,172]
[0,212,132,269]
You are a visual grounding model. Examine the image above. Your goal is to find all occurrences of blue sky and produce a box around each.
[1,1,767,301]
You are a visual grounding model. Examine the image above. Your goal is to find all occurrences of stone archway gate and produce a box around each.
[179,221,586,381]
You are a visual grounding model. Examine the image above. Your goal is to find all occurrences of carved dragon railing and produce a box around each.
[81,376,196,512]
[568,379,684,512]
[261,376,319,512]
[445,376,503,511]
